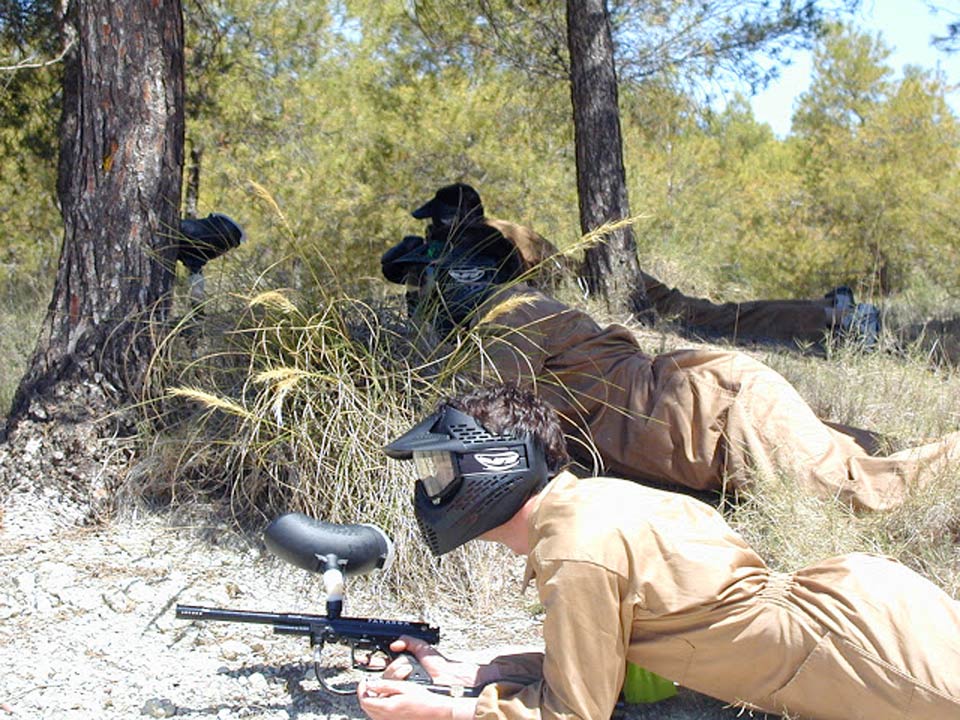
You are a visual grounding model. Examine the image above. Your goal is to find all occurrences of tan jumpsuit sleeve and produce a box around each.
[485,653,545,682]
[475,560,630,720]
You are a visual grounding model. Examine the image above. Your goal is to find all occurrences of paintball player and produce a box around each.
[397,183,879,348]
[382,185,567,322]
[357,383,960,720]
[403,183,569,288]
[383,231,960,513]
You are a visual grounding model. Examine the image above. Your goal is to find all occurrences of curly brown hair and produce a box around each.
[445,382,570,474]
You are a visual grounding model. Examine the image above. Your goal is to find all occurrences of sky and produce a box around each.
[748,0,960,137]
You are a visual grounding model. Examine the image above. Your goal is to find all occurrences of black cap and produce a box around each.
[411,183,484,222]
[825,285,855,302]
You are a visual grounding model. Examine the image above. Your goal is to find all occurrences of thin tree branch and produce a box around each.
[0,38,74,72]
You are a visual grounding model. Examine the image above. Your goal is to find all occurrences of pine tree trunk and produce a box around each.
[184,142,203,219]
[565,0,648,315]
[8,0,185,426]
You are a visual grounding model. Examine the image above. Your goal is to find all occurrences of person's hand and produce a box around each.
[382,635,482,688]
[357,678,457,720]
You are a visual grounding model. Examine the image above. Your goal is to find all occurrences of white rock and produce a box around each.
[14,571,37,594]
[248,671,268,690]
[125,579,158,604]
[69,586,104,612]
[219,639,251,660]
[102,588,135,613]
[141,697,177,717]
[36,561,77,594]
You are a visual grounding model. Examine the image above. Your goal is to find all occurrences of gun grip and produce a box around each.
[400,651,433,685]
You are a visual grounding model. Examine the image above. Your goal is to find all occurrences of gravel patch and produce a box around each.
[0,493,752,720]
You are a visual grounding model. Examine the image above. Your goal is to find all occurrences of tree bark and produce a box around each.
[8,0,185,426]
[565,0,648,315]
[184,141,203,219]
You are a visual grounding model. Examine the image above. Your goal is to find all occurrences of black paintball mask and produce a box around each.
[384,405,550,556]
[424,251,504,333]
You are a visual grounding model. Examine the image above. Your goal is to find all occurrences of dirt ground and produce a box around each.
[0,487,759,720]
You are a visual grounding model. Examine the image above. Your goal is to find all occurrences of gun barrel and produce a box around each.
[175,604,439,645]
[175,605,306,629]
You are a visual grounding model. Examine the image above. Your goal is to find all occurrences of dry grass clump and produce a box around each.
[0,285,49,419]
[132,282,522,606]
[729,463,960,598]
[859,470,960,597]
[765,332,960,445]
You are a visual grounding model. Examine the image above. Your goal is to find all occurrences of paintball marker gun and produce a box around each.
[176,513,465,696]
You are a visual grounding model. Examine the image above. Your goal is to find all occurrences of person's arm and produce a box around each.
[358,679,477,720]
[358,637,525,720]
[472,560,630,719]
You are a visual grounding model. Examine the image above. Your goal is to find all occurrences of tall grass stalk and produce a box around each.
[135,280,526,609]
[0,285,48,419]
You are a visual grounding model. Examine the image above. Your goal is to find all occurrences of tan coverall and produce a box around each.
[485,218,568,285]
[642,272,834,344]
[472,286,960,511]
[475,473,960,720]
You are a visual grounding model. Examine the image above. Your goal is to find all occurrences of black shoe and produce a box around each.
[178,213,246,273]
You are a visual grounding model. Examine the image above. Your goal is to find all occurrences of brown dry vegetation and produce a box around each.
[107,267,960,607]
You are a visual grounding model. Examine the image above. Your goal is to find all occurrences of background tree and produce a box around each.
[408,0,858,311]
[0,0,67,161]
[927,1,959,52]
[7,0,184,429]
[0,0,70,302]
[790,24,960,296]
[566,0,645,312]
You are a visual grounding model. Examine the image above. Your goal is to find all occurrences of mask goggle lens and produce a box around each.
[412,450,458,499]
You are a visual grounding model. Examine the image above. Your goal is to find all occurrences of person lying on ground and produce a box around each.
[386,227,960,512]
[399,183,880,348]
[357,383,960,720]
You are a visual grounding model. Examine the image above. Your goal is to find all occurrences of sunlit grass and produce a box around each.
[3,219,959,609]
[133,275,526,606]
[0,285,48,419]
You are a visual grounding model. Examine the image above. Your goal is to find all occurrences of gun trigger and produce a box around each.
[400,651,433,685]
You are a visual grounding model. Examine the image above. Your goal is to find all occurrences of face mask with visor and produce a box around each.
[413,450,459,502]
[384,405,550,555]
[417,254,503,334]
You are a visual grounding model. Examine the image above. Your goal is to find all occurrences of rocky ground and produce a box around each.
[0,480,755,720]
